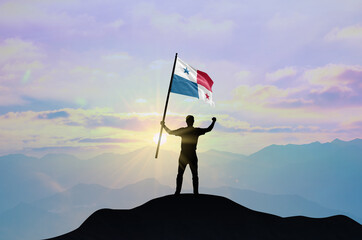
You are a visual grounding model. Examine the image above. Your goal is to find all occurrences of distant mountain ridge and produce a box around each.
[1,138,361,214]
[1,178,357,240]
[249,138,362,159]
[47,194,362,240]
[0,138,361,239]
[243,138,362,217]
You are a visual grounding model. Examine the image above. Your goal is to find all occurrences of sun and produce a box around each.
[153,133,167,145]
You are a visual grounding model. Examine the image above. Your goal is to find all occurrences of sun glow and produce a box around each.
[153,133,167,145]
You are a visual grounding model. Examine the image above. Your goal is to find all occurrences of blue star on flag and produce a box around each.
[183,67,189,75]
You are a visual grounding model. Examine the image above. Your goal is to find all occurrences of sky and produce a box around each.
[0,0,362,158]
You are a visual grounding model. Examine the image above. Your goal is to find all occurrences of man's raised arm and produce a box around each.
[204,117,217,133]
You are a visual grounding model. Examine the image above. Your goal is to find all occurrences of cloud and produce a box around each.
[304,64,362,87]
[0,90,27,106]
[0,38,44,64]
[78,138,138,143]
[0,0,126,40]
[307,86,355,107]
[38,110,70,119]
[0,47,169,110]
[0,108,163,156]
[325,24,362,42]
[28,146,81,152]
[266,67,297,82]
[348,120,362,129]
[268,98,313,109]
[25,144,131,158]
[0,38,45,105]
[210,114,320,134]
[231,64,362,110]
[0,1,93,29]
[0,51,131,108]
[133,2,234,38]
[0,106,360,157]
[232,84,289,104]
[215,121,318,134]
[84,115,146,130]
[301,64,362,107]
[234,70,252,83]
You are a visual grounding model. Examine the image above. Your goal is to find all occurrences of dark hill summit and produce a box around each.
[47,194,362,240]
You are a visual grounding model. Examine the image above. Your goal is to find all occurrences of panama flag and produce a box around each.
[171,57,214,106]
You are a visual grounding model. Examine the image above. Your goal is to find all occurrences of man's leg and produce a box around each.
[189,153,199,195]
[175,153,187,195]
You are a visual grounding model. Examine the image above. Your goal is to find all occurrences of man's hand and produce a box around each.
[160,121,165,126]
[212,117,216,122]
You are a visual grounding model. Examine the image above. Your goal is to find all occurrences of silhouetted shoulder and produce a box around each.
[171,127,187,136]
[195,127,207,136]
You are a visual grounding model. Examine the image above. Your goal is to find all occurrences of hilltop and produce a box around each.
[48,194,362,240]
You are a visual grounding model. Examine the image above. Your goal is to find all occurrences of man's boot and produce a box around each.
[175,175,183,195]
[193,177,199,195]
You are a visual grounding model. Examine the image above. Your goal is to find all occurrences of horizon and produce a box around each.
[1,137,360,159]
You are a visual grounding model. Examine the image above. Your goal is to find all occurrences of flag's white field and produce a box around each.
[171,57,214,106]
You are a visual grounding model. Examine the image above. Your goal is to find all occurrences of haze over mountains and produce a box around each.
[1,138,361,239]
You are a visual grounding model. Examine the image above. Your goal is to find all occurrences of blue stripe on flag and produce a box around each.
[171,74,199,98]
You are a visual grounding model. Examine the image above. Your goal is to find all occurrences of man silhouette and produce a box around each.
[161,115,216,195]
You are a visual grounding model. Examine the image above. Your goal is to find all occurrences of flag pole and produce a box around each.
[155,52,178,158]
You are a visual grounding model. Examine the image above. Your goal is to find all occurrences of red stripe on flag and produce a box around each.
[196,70,213,92]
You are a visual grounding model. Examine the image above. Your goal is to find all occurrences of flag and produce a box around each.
[171,57,214,106]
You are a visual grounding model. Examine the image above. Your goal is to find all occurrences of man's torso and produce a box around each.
[174,127,206,152]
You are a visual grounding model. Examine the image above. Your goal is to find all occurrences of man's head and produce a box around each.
[186,115,194,126]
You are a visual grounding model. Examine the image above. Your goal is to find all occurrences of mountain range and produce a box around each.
[1,178,350,240]
[0,138,361,239]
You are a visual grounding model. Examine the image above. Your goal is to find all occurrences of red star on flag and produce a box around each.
[205,93,209,99]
